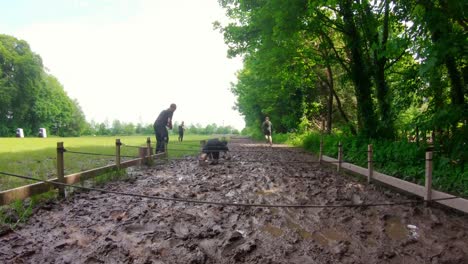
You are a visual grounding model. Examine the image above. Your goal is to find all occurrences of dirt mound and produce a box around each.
[1,138,467,263]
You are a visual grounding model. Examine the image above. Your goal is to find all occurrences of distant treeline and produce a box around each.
[0,34,241,138]
[81,120,240,136]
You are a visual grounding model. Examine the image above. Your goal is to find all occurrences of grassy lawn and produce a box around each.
[0,134,211,191]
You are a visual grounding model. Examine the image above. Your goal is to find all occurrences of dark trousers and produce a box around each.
[204,151,219,160]
[178,132,184,142]
[154,125,168,153]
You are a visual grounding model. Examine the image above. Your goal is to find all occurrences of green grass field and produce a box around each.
[0,134,211,191]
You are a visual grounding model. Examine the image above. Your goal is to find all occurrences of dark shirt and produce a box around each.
[202,139,229,153]
[262,120,272,133]
[154,109,174,128]
[178,125,184,133]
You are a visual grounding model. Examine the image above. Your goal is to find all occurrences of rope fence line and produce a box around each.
[65,150,139,159]
[152,157,465,180]
[158,157,337,164]
[340,159,427,166]
[1,171,463,209]
[121,144,145,149]
[17,143,461,171]
[2,137,466,212]
[371,159,426,163]
[165,148,310,154]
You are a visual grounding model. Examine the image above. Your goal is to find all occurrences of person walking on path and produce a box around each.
[262,116,273,146]
[178,121,185,142]
[154,103,177,153]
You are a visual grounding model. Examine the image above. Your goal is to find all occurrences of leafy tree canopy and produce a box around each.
[0,34,87,137]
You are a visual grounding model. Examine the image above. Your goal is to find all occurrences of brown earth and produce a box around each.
[0,137,467,264]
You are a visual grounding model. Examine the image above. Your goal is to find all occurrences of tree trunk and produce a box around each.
[340,0,377,138]
[326,85,333,134]
[314,66,357,135]
[372,0,394,138]
[326,66,333,134]
[422,0,466,107]
[445,56,465,105]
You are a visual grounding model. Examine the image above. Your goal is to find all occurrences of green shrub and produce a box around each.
[300,132,466,196]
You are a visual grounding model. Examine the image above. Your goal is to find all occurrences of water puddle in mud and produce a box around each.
[385,216,408,240]
[286,218,313,239]
[261,224,284,237]
[311,228,350,246]
[264,215,348,244]
[255,188,280,196]
[270,208,279,215]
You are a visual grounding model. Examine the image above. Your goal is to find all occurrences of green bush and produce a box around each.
[299,132,467,196]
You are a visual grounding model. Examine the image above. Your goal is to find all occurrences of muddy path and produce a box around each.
[1,138,467,264]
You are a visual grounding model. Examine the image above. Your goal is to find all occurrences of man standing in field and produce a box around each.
[154,103,177,153]
[178,121,185,142]
[262,116,273,146]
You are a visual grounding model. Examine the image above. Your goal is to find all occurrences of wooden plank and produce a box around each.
[431,190,468,213]
[121,158,143,168]
[0,152,167,205]
[341,162,368,176]
[372,171,426,197]
[64,164,117,184]
[0,181,55,205]
[322,156,337,163]
[323,155,468,213]
[324,155,425,197]
[0,164,118,205]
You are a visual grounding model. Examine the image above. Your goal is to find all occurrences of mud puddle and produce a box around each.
[1,138,467,263]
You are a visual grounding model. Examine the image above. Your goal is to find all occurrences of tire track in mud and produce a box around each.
[0,138,467,264]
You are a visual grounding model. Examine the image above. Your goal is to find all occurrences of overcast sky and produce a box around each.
[0,0,245,129]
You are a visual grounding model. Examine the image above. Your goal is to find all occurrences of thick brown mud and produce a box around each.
[1,138,467,263]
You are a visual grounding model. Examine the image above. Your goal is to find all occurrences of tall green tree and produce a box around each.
[0,34,87,136]
[218,0,465,143]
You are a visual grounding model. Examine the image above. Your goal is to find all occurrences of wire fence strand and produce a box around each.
[65,150,137,159]
[3,170,462,209]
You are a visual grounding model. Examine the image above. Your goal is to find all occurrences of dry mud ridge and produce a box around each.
[1,138,467,264]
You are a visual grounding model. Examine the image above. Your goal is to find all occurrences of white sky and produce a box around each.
[0,0,245,130]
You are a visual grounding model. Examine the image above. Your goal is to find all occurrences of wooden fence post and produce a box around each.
[337,142,342,172]
[115,139,121,169]
[146,137,153,165]
[367,144,373,184]
[425,150,433,206]
[147,137,152,157]
[319,139,323,164]
[56,142,65,198]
